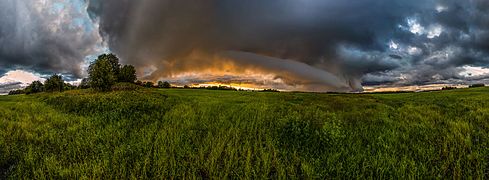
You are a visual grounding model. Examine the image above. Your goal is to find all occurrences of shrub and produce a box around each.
[111,82,141,91]
[64,83,76,91]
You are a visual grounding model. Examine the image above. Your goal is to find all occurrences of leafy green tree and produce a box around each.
[25,81,44,94]
[89,55,117,91]
[44,74,64,92]
[79,78,90,89]
[64,83,76,91]
[469,84,485,88]
[158,81,171,88]
[8,89,25,95]
[118,65,137,83]
[97,54,120,78]
[143,81,154,88]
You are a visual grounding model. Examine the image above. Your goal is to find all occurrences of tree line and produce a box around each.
[8,74,74,95]
[8,54,176,95]
[8,53,281,95]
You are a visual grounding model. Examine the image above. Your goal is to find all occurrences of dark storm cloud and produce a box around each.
[0,0,487,91]
[361,0,489,86]
[87,0,445,91]
[0,69,6,77]
[0,0,102,77]
[82,0,489,90]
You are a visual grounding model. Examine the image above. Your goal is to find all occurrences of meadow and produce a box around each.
[0,87,488,179]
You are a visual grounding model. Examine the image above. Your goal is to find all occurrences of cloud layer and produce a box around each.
[0,0,102,77]
[0,70,45,94]
[1,0,489,92]
[87,0,489,91]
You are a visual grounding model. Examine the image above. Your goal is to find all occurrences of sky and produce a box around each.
[1,0,489,93]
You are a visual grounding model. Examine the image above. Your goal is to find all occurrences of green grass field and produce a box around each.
[0,88,488,179]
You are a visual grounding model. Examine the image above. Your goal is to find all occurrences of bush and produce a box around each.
[64,83,76,91]
[111,83,142,91]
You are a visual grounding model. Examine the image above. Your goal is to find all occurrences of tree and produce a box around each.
[163,81,171,88]
[143,81,154,88]
[64,83,76,91]
[44,74,64,92]
[8,89,25,95]
[88,55,118,91]
[98,54,120,78]
[442,86,457,90]
[79,78,90,89]
[118,65,137,83]
[24,81,44,94]
[158,81,171,88]
[469,84,485,88]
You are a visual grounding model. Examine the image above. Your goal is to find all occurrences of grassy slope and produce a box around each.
[0,88,488,179]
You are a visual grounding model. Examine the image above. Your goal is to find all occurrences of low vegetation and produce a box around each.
[470,84,486,88]
[1,87,488,178]
[442,86,457,90]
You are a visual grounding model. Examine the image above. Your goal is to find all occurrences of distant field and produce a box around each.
[0,88,488,179]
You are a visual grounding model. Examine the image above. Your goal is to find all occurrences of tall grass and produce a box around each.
[0,88,488,178]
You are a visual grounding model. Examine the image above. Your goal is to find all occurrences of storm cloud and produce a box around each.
[1,0,489,91]
[85,0,489,91]
[0,0,102,77]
